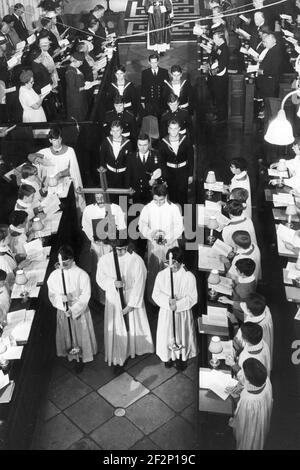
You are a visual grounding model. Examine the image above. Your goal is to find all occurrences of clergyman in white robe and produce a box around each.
[230,377,273,450]
[47,262,97,363]
[152,265,198,362]
[96,250,154,366]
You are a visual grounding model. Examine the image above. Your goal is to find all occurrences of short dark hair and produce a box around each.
[0,269,7,281]
[243,357,267,387]
[152,183,168,197]
[40,17,52,28]
[58,244,74,261]
[29,47,42,62]
[230,158,248,171]
[166,246,184,264]
[93,4,105,12]
[18,184,36,199]
[225,199,244,217]
[110,119,123,130]
[230,187,249,203]
[113,65,126,74]
[114,95,124,105]
[88,18,98,29]
[14,3,25,10]
[245,292,266,317]
[48,126,62,140]
[21,163,38,179]
[137,133,150,142]
[9,210,28,227]
[149,53,159,61]
[232,230,251,249]
[241,322,263,345]
[235,258,256,277]
[167,93,179,104]
[168,119,180,128]
[170,65,182,74]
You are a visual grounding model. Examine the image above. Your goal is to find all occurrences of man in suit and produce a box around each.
[2,15,21,48]
[141,53,169,118]
[13,3,29,41]
[256,32,282,99]
[125,133,165,204]
[103,96,137,142]
[84,18,106,59]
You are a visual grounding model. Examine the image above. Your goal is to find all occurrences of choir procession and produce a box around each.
[0,0,299,453]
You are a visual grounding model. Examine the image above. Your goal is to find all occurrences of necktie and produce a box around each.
[21,17,26,29]
[142,155,146,165]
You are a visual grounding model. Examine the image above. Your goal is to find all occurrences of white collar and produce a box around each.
[9,224,25,234]
[246,309,266,324]
[139,151,149,160]
[233,170,247,180]
[236,244,254,255]
[246,340,264,353]
[238,274,255,284]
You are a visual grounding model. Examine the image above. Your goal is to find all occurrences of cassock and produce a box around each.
[237,340,271,379]
[229,377,273,450]
[96,251,154,366]
[227,243,261,282]
[232,275,256,317]
[152,266,198,362]
[47,262,97,363]
[229,171,252,219]
[138,200,183,302]
[37,146,86,216]
[222,215,257,248]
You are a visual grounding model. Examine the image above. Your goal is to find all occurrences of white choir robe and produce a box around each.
[229,171,252,219]
[138,200,183,302]
[152,266,198,362]
[38,146,86,216]
[20,177,43,205]
[14,199,35,222]
[0,285,11,321]
[9,227,27,257]
[227,243,262,282]
[222,215,257,248]
[235,306,274,369]
[47,263,97,363]
[230,378,273,450]
[237,340,271,381]
[0,246,17,289]
[96,251,154,366]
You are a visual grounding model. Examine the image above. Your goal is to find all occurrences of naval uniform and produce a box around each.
[99,136,132,191]
[162,78,194,114]
[207,41,229,121]
[140,66,169,117]
[106,80,138,114]
[159,107,193,141]
[159,135,194,206]
[103,109,138,141]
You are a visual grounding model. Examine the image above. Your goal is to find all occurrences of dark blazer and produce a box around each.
[125,149,166,202]
[103,109,137,140]
[13,14,29,41]
[141,66,169,115]
[162,78,194,114]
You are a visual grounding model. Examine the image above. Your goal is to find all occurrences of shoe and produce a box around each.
[175,359,187,371]
[164,360,174,368]
[74,360,84,374]
[113,364,124,374]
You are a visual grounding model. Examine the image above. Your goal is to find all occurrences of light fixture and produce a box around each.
[208,336,223,369]
[32,217,44,241]
[15,269,29,298]
[276,159,287,188]
[264,89,300,145]
[207,269,220,301]
[207,216,218,245]
[205,171,216,199]
[48,174,58,187]
[285,205,297,228]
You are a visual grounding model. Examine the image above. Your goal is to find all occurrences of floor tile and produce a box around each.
[64,391,114,433]
[181,403,198,428]
[40,399,60,422]
[35,414,84,450]
[50,360,70,380]
[152,374,195,412]
[91,416,143,450]
[182,357,198,383]
[68,437,102,450]
[48,372,92,410]
[150,416,199,451]
[98,372,149,408]
[130,437,161,451]
[126,394,175,435]
[78,353,116,390]
[124,353,151,371]
[127,354,177,390]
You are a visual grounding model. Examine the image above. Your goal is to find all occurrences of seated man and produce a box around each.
[228,358,273,450]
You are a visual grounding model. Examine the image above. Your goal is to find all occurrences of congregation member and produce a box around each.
[138,183,183,303]
[228,358,273,450]
[38,18,60,55]
[65,52,88,122]
[140,53,169,117]
[0,269,11,323]
[125,133,165,204]
[96,236,154,369]
[47,245,97,373]
[106,65,137,115]
[84,18,106,59]
[19,70,47,124]
[222,200,257,248]
[159,119,194,206]
[1,15,21,49]
[38,35,59,90]
[13,3,29,41]
[152,247,198,370]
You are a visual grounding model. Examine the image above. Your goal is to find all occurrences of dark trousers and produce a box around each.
[166,167,188,207]
[208,75,229,121]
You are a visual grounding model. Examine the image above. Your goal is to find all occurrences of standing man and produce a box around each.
[140,53,169,117]
[159,119,194,207]
[208,29,229,122]
[103,96,137,142]
[125,133,165,204]
[138,183,183,303]
[13,4,29,41]
[47,245,98,373]
[96,237,154,369]
[159,93,193,140]
[152,247,198,370]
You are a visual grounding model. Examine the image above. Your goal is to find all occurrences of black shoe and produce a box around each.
[164,360,174,368]
[175,359,187,371]
[113,364,124,374]
[74,360,84,374]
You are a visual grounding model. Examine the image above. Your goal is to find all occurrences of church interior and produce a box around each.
[0,0,299,452]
